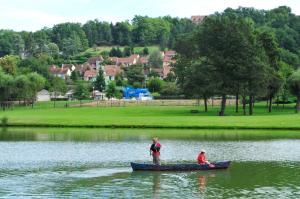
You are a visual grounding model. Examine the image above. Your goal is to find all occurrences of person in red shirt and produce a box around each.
[197,149,215,167]
[150,137,161,165]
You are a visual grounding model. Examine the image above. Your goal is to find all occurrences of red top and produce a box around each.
[152,142,161,157]
[197,153,206,164]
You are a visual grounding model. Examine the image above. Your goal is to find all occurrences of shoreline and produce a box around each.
[2,123,300,130]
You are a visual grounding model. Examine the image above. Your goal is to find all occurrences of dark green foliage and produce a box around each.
[74,81,90,101]
[124,64,145,86]
[70,71,81,81]
[148,50,163,68]
[143,47,149,55]
[93,68,106,92]
[287,69,300,113]
[147,77,164,92]
[123,46,132,57]
[105,81,121,99]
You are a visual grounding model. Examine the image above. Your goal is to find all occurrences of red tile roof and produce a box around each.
[87,56,103,65]
[49,65,69,75]
[104,65,121,77]
[164,50,176,57]
[139,56,149,64]
[84,69,97,78]
[109,54,139,65]
[191,15,207,23]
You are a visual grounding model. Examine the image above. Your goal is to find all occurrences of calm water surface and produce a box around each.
[0,128,300,198]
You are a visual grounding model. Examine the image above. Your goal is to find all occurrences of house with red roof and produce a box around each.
[109,54,139,67]
[103,65,121,82]
[84,69,98,81]
[49,65,71,80]
[87,56,103,70]
[191,15,207,24]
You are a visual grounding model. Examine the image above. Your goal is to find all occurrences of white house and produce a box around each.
[37,89,51,101]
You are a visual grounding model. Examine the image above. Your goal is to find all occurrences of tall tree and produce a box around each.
[74,81,90,106]
[287,69,300,113]
[149,50,163,68]
[93,68,106,92]
[50,77,67,108]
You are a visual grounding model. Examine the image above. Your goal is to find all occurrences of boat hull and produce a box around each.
[131,161,230,171]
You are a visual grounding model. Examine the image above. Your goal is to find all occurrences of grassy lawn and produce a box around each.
[0,101,300,129]
[82,45,160,57]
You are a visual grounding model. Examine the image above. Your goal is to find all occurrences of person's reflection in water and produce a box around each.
[152,173,161,199]
[198,175,206,192]
[198,173,216,192]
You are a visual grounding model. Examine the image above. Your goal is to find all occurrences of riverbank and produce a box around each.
[1,102,300,130]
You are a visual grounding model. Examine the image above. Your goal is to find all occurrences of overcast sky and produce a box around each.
[0,0,299,31]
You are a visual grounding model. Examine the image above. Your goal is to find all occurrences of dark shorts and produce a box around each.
[153,156,160,165]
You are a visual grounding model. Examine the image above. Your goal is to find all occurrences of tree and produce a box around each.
[0,68,14,109]
[14,75,30,104]
[266,71,283,112]
[93,68,106,92]
[193,12,270,115]
[124,64,145,86]
[109,47,118,57]
[143,47,149,55]
[123,46,132,57]
[287,69,300,113]
[0,55,20,75]
[50,77,67,108]
[147,77,164,93]
[70,71,80,81]
[27,73,46,107]
[160,82,180,97]
[148,50,163,68]
[74,81,90,106]
[105,81,120,99]
[116,47,123,57]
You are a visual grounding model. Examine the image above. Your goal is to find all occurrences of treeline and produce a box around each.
[174,6,300,115]
[0,68,45,109]
[0,16,195,59]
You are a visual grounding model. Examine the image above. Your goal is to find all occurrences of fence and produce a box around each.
[72,99,237,107]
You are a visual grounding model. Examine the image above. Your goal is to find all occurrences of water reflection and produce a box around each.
[1,128,300,142]
[152,173,161,198]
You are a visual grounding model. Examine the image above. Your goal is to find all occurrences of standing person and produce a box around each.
[197,149,215,167]
[150,137,161,165]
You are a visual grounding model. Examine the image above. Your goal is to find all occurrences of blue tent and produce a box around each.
[123,87,152,99]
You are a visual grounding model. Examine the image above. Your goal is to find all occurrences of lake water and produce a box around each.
[0,128,300,198]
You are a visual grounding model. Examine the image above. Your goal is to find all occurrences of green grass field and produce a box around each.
[0,101,300,129]
[82,46,160,56]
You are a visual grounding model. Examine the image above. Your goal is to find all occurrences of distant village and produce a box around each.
[38,15,207,102]
[36,50,176,101]
[49,50,175,82]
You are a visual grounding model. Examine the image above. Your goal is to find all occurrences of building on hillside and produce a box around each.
[74,63,91,76]
[84,69,98,81]
[103,65,121,82]
[138,56,149,65]
[151,68,164,79]
[62,64,75,72]
[191,15,207,24]
[36,89,51,102]
[87,56,104,70]
[109,54,139,67]
[49,65,71,79]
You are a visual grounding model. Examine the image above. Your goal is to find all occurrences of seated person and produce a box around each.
[197,149,215,167]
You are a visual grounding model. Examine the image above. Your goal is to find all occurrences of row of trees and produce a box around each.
[0,16,195,59]
[0,68,45,109]
[174,7,300,115]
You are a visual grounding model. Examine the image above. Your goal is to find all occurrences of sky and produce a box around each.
[0,0,299,31]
